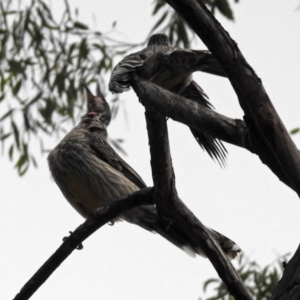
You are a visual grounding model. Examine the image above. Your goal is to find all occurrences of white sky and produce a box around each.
[2,1,300,299]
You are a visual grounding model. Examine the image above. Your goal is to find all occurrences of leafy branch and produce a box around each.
[0,0,239,175]
[202,254,290,300]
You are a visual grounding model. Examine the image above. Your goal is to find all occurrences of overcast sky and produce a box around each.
[2,1,300,299]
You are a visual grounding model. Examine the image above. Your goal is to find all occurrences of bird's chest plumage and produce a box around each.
[48,136,139,219]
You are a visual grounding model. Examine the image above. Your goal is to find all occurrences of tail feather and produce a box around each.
[182,80,227,166]
[190,128,227,167]
[154,218,200,257]
[122,205,198,255]
[122,205,240,259]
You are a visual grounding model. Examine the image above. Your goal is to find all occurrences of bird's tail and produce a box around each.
[122,205,240,259]
[181,80,227,166]
[154,215,241,259]
[190,127,227,167]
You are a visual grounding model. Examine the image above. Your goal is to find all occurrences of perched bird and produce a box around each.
[109,33,227,165]
[48,84,240,258]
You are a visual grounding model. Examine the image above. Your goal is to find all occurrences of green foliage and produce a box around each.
[290,128,300,135]
[150,0,238,47]
[201,254,290,300]
[0,0,239,175]
[0,0,121,174]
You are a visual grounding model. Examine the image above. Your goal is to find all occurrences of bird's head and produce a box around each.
[81,82,111,127]
[147,33,170,46]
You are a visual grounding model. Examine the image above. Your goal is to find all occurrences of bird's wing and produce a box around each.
[109,46,227,94]
[163,48,227,77]
[109,51,147,93]
[181,79,212,108]
[189,50,227,77]
[87,131,147,189]
[182,80,227,166]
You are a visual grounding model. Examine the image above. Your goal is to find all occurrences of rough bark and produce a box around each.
[141,95,253,300]
[131,75,294,191]
[161,1,300,297]
[271,244,300,300]
[165,0,300,197]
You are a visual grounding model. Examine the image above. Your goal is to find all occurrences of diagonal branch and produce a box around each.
[131,75,294,191]
[271,244,300,300]
[135,82,253,300]
[133,74,254,150]
[13,188,154,300]
[165,0,300,197]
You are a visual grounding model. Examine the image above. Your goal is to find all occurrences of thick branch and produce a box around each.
[168,198,253,300]
[131,76,294,191]
[144,105,174,200]
[141,91,253,300]
[165,0,300,196]
[132,74,253,151]
[13,188,154,300]
[271,244,300,300]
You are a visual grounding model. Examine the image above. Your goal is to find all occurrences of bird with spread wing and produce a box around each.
[109,33,228,165]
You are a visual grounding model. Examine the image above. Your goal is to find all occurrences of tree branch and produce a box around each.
[144,106,175,201]
[166,198,253,300]
[13,188,154,300]
[140,87,253,300]
[271,244,300,300]
[131,75,294,191]
[133,74,253,151]
[165,0,300,197]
